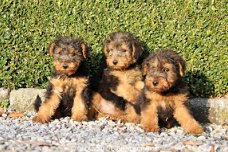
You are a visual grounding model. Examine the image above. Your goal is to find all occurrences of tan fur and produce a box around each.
[71,78,89,121]
[141,91,203,134]
[33,77,89,123]
[91,92,126,120]
[91,32,144,123]
[141,49,203,135]
[33,37,90,123]
[124,104,141,123]
[32,79,63,123]
[109,67,143,104]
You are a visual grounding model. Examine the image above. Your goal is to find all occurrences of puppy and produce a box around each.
[91,32,144,123]
[140,49,203,135]
[32,37,90,123]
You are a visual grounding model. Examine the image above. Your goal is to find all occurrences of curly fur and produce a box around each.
[91,32,144,123]
[33,36,91,123]
[140,48,203,135]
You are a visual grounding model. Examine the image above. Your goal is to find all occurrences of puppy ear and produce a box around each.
[142,62,149,76]
[81,43,87,59]
[178,60,186,77]
[49,42,56,56]
[166,49,186,77]
[132,41,144,62]
[103,41,110,56]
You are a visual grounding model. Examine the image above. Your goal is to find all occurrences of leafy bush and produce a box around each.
[0,0,227,97]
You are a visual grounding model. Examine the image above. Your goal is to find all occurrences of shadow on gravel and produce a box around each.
[185,71,215,124]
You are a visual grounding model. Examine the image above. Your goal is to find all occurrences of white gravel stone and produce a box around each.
[0,112,227,152]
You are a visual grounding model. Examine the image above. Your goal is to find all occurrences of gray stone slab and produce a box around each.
[8,87,228,125]
[188,98,228,125]
[9,88,45,112]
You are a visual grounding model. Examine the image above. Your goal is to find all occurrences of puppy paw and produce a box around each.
[141,124,160,132]
[184,121,204,135]
[32,114,50,123]
[71,114,88,121]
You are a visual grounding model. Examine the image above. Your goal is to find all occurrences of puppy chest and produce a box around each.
[62,84,76,96]
[157,104,174,121]
[110,70,142,85]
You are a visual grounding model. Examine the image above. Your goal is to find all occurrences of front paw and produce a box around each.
[71,114,88,121]
[141,124,160,132]
[183,121,204,135]
[32,114,50,123]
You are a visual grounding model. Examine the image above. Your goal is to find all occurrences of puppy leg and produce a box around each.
[91,92,126,121]
[141,102,159,132]
[125,104,141,123]
[111,83,142,104]
[32,91,61,123]
[173,103,203,135]
[71,87,88,121]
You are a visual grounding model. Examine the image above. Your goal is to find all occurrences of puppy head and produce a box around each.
[103,32,144,70]
[49,36,88,76]
[143,49,186,93]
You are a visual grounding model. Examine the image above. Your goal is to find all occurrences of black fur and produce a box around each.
[81,83,92,108]
[97,70,127,110]
[34,95,42,112]
[34,36,91,118]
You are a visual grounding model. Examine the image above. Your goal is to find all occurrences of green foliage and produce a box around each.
[0,99,9,108]
[0,0,227,97]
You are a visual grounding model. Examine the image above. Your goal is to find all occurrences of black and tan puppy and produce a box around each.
[33,37,90,123]
[140,49,203,134]
[91,32,144,123]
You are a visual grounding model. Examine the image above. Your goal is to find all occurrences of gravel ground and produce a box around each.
[0,112,227,152]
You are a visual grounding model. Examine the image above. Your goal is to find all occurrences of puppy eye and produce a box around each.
[122,49,127,52]
[58,51,63,55]
[162,68,169,72]
[54,49,61,54]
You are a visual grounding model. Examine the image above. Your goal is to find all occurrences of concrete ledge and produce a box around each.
[188,98,228,125]
[9,88,45,112]
[1,88,227,125]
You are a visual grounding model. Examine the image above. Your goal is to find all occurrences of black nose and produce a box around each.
[62,64,68,69]
[112,60,118,65]
[153,80,159,86]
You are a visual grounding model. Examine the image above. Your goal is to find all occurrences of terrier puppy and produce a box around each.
[140,49,203,135]
[32,37,90,123]
[91,32,144,123]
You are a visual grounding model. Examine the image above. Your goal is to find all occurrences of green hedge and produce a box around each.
[0,0,227,97]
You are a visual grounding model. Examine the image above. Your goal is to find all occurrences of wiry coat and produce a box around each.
[91,32,144,123]
[140,49,203,135]
[33,37,91,123]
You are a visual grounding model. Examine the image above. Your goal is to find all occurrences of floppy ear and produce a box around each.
[132,41,144,62]
[142,62,149,76]
[166,49,186,77]
[81,43,87,59]
[49,42,56,56]
[103,41,110,57]
[178,59,186,77]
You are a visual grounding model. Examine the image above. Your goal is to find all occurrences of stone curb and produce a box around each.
[188,98,228,125]
[1,88,227,125]
[9,88,46,112]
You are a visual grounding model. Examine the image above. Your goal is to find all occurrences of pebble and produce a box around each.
[0,113,227,152]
